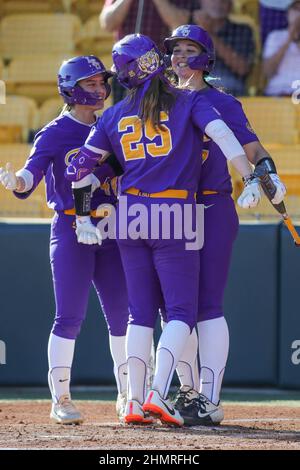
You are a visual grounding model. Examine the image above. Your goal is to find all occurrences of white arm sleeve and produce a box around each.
[204,119,246,161]
[85,143,105,154]
[72,174,92,189]
[15,168,34,192]
[85,143,110,162]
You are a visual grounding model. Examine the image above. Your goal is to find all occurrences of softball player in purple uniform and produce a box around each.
[162,25,286,426]
[0,56,130,425]
[65,34,263,427]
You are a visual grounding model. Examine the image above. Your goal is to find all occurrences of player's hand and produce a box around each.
[75,216,102,245]
[270,173,286,205]
[237,176,261,209]
[101,175,120,197]
[0,162,17,190]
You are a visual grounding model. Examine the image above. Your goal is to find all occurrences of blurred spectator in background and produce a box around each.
[100,0,198,102]
[192,0,255,96]
[260,0,293,45]
[263,0,300,96]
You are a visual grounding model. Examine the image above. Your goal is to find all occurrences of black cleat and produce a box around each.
[173,385,199,413]
[179,393,224,426]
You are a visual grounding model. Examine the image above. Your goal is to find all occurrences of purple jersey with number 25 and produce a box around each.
[70,88,223,193]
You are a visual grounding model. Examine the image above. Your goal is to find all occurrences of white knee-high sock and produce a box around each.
[109,334,127,394]
[126,324,153,403]
[176,328,199,390]
[48,333,75,403]
[197,317,229,405]
[153,320,190,399]
[161,321,199,390]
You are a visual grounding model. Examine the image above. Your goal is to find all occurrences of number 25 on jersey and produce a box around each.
[118,112,172,161]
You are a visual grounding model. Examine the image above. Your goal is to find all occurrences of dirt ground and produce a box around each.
[0,400,300,450]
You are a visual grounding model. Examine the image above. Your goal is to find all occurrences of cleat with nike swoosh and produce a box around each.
[143,390,184,427]
[124,399,155,425]
[179,393,224,426]
[50,394,83,424]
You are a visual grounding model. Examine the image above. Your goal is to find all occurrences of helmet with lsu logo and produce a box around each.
[112,34,165,89]
[164,25,215,73]
[58,55,114,105]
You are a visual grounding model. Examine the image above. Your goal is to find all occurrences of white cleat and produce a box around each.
[50,394,83,425]
[179,393,224,426]
[143,389,184,427]
[116,391,127,422]
[124,399,154,425]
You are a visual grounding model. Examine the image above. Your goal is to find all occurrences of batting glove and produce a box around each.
[0,162,17,190]
[237,176,261,209]
[75,216,102,245]
[270,173,286,205]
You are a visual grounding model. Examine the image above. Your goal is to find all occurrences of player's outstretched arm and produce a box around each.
[65,144,110,245]
[204,119,261,209]
[0,162,33,193]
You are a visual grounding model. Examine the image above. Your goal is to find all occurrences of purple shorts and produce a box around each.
[160,194,238,323]
[50,212,129,339]
[197,194,238,321]
[116,194,200,331]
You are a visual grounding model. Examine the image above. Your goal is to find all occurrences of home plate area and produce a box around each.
[0,400,300,450]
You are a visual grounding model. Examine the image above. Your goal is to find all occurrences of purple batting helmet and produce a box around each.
[58,55,113,105]
[112,34,165,89]
[164,25,215,73]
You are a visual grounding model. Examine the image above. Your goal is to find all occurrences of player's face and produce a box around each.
[171,40,203,81]
[78,73,107,110]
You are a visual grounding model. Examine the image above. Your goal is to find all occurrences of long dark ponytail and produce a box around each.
[128,75,177,130]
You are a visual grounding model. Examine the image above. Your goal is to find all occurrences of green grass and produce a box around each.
[0,386,299,406]
[222,389,300,405]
